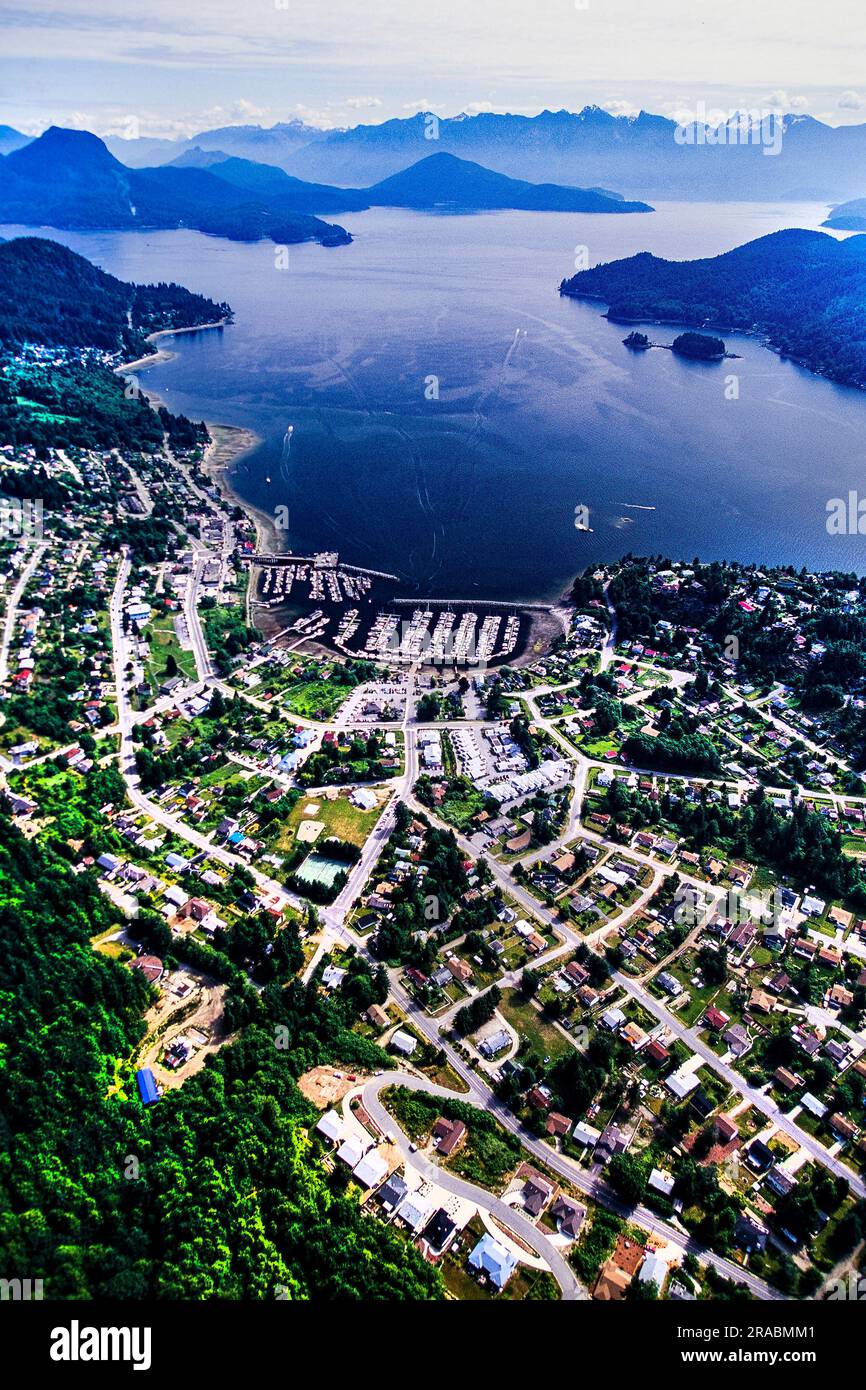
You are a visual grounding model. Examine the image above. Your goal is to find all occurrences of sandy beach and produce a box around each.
[201,422,281,555]
[114,316,284,616]
[117,318,229,376]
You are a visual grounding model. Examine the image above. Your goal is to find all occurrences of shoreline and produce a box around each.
[114,315,278,552]
[114,315,278,613]
[201,423,279,555]
[116,318,229,375]
[560,289,865,390]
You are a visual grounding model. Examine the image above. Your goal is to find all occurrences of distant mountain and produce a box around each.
[106,119,329,171]
[279,107,866,202]
[170,147,370,213]
[0,124,30,157]
[559,228,866,388]
[0,127,352,247]
[0,235,229,356]
[170,147,647,214]
[823,198,866,232]
[362,152,652,212]
[24,107,866,201]
[186,119,329,165]
[102,133,184,168]
[166,145,234,169]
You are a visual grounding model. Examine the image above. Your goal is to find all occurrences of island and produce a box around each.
[620,328,729,360]
[822,197,866,232]
[361,151,654,214]
[670,331,727,361]
[559,227,866,388]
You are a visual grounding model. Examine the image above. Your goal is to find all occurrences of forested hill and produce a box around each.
[559,228,866,388]
[0,126,352,248]
[0,811,442,1299]
[0,236,231,358]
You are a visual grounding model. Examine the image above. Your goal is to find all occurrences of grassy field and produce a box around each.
[145,611,197,689]
[275,791,384,850]
[438,782,488,830]
[498,989,574,1063]
[281,679,352,720]
[382,1087,522,1191]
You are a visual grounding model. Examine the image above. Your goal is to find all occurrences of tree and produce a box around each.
[607,1153,649,1206]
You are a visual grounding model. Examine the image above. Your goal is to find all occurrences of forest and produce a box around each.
[0,356,208,455]
[0,811,442,1299]
[0,236,230,359]
[560,228,866,388]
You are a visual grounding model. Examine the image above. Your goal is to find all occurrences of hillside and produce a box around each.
[363,152,652,212]
[0,127,352,247]
[0,235,230,358]
[170,148,370,213]
[559,228,866,388]
[0,237,226,452]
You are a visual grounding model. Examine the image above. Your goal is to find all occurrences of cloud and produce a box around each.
[838,89,863,109]
[344,96,382,109]
[762,89,808,112]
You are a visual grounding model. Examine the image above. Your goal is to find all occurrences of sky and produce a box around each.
[1,0,864,139]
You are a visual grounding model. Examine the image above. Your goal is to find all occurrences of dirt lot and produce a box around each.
[297,1064,367,1109]
[138,973,232,1088]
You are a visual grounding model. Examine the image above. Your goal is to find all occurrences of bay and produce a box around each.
[6,199,865,598]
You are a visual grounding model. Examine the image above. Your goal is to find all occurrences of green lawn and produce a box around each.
[497,989,573,1063]
[275,791,384,850]
[281,679,352,720]
[145,611,197,688]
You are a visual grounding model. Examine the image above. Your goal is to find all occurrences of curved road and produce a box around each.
[363,1071,585,1300]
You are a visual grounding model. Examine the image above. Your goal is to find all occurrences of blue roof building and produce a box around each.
[468,1233,518,1289]
[136,1068,159,1105]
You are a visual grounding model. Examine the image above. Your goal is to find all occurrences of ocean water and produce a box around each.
[6,200,866,598]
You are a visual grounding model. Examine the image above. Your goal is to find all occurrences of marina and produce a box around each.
[248,550,539,667]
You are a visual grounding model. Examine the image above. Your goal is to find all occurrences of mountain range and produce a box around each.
[0,127,352,246]
[0,129,655,240]
[559,227,866,388]
[4,108,865,202]
[85,107,866,202]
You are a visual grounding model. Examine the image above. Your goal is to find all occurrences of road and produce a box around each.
[185,547,215,681]
[621,973,866,1199]
[362,1071,586,1300]
[100,546,851,1294]
[109,550,307,914]
[0,540,46,687]
[362,1057,780,1300]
